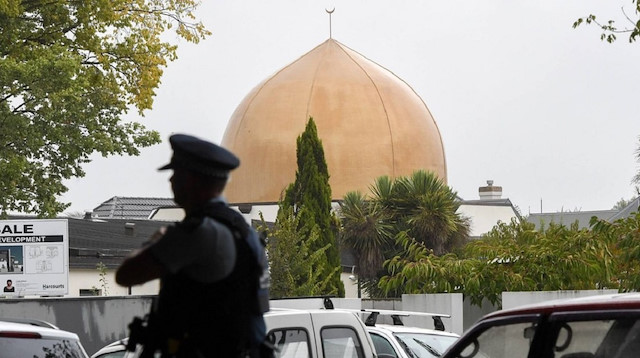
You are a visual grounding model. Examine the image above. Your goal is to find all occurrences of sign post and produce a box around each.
[0,219,69,296]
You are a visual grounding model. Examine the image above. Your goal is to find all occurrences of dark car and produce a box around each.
[442,293,640,358]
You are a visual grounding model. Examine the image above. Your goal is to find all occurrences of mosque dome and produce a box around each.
[221,39,447,204]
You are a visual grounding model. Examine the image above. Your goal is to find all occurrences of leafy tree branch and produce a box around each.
[574,3,640,43]
[0,0,209,217]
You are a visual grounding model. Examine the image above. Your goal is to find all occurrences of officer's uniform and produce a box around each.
[150,200,236,283]
[147,134,267,358]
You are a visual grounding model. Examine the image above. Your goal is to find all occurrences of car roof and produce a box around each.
[0,320,80,340]
[265,308,359,317]
[485,293,640,319]
[0,317,59,329]
[368,324,459,338]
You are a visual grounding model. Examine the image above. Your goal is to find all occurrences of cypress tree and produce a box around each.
[282,117,345,297]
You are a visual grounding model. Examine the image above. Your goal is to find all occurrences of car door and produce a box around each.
[266,312,317,358]
[310,311,371,358]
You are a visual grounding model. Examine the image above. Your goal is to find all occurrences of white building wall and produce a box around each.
[457,204,519,237]
[68,269,159,297]
[341,272,362,298]
[502,289,619,310]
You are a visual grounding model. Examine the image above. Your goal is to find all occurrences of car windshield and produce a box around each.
[450,314,640,358]
[395,333,458,358]
[0,336,87,358]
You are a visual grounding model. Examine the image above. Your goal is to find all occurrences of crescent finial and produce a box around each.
[325,7,335,38]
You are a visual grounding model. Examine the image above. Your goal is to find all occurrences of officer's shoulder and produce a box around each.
[177,215,205,231]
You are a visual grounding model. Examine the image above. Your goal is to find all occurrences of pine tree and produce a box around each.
[281,117,345,297]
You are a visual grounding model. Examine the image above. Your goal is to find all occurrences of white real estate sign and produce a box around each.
[0,219,69,296]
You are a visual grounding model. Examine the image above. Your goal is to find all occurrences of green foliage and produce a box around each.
[339,191,393,278]
[280,117,344,297]
[592,212,640,290]
[0,1,210,217]
[92,262,109,296]
[573,2,640,43]
[380,216,625,307]
[340,170,469,298]
[391,171,470,255]
[263,204,340,298]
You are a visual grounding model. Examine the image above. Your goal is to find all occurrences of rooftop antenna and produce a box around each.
[326,7,335,38]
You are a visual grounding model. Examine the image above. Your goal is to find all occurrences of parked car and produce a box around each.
[356,309,459,358]
[265,308,376,357]
[441,293,640,358]
[92,307,377,358]
[368,324,459,358]
[0,319,89,357]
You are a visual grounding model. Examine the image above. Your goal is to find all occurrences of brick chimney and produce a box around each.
[479,180,502,200]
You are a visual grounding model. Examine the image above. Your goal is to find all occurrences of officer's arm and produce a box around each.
[116,227,167,287]
[115,248,166,287]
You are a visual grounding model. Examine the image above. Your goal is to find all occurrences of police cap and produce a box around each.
[158,134,239,178]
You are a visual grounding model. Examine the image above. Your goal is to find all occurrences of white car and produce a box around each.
[353,309,459,358]
[92,307,378,358]
[368,324,459,358]
[0,319,90,357]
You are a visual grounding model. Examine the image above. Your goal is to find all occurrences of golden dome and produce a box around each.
[221,39,447,204]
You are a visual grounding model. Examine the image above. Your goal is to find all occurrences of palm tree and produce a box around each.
[339,191,393,279]
[391,170,470,255]
[339,170,470,297]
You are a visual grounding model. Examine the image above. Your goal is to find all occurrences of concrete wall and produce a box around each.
[462,298,497,332]
[402,293,465,335]
[502,289,619,309]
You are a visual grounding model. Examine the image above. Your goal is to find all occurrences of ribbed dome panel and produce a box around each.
[221,39,447,204]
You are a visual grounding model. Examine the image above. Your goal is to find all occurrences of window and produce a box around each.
[395,332,459,358]
[550,316,640,358]
[79,289,100,296]
[456,320,537,358]
[321,327,364,358]
[451,313,640,358]
[0,337,86,358]
[267,328,311,358]
[369,332,398,358]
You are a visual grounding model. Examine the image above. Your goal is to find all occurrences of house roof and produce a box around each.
[92,196,176,220]
[460,198,515,207]
[4,215,168,269]
[608,197,640,222]
[526,210,617,230]
[524,196,639,231]
[68,217,167,269]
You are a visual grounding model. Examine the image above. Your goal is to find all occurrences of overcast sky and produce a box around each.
[60,0,640,216]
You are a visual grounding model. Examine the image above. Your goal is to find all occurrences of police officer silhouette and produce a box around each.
[116,134,269,358]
